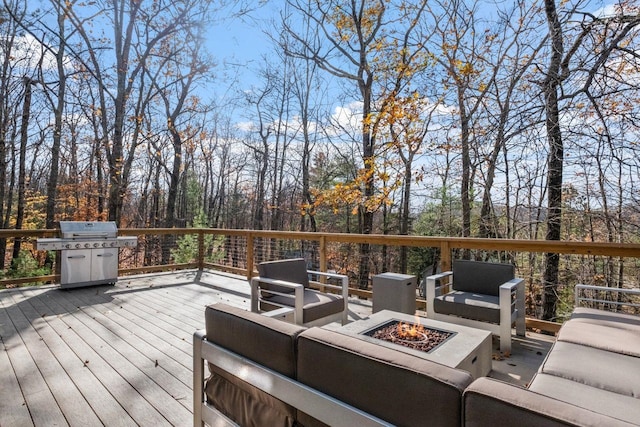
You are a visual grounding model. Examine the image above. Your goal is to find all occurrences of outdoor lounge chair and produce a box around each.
[425,259,525,353]
[250,258,349,327]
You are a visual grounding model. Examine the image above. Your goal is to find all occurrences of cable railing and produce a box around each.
[2,227,640,330]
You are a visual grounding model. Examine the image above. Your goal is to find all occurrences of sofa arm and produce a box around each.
[464,377,634,427]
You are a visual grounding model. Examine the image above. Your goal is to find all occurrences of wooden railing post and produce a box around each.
[246,232,254,280]
[440,241,451,272]
[319,236,327,272]
[197,229,205,270]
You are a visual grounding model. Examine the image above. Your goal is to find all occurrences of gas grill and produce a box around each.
[36,221,137,289]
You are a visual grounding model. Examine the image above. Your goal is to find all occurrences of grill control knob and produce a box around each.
[94,243,100,248]
[75,243,81,249]
[111,241,117,247]
[102,242,107,247]
[65,244,71,249]
[85,243,91,248]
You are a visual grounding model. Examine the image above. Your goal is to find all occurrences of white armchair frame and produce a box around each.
[426,271,525,353]
[251,270,349,327]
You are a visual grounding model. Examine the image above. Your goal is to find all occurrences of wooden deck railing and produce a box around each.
[3,227,640,332]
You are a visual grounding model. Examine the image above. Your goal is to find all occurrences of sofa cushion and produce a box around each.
[204,303,307,427]
[557,319,640,357]
[570,307,640,331]
[204,303,306,377]
[264,289,344,324]
[528,373,640,425]
[538,341,640,398]
[452,260,514,296]
[296,327,473,427]
[433,291,500,323]
[465,377,636,427]
[258,258,310,296]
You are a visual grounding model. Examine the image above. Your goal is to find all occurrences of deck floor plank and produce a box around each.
[2,291,71,427]
[0,296,36,427]
[20,288,138,427]
[61,286,194,398]
[31,286,191,427]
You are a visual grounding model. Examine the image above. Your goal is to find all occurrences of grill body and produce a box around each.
[36,221,137,289]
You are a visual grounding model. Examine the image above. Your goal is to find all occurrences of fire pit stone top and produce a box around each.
[328,310,493,379]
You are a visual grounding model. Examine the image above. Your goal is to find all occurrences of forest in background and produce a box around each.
[1,0,640,319]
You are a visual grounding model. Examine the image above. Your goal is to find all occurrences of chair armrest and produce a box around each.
[308,270,349,298]
[251,276,305,323]
[499,277,524,292]
[425,271,453,316]
[499,278,526,337]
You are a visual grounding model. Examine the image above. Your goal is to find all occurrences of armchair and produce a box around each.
[250,258,349,327]
[425,259,525,353]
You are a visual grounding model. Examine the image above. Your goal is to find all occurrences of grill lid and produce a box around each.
[59,221,118,239]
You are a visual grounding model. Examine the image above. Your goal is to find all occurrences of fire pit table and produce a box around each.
[329,310,492,379]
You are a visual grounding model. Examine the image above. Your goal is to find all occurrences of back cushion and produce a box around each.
[204,303,306,427]
[297,327,473,427]
[452,260,515,296]
[205,303,306,376]
[258,258,310,294]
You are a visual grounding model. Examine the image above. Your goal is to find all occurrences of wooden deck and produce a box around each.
[1,270,554,426]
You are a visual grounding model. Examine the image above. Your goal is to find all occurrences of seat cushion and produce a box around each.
[451,260,515,296]
[538,341,640,398]
[434,290,500,323]
[297,327,473,427]
[266,289,344,324]
[529,373,640,425]
[558,319,640,357]
[465,377,634,427]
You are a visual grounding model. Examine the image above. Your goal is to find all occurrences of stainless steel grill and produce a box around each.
[37,221,137,289]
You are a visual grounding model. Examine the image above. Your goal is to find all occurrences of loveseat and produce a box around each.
[194,285,640,427]
[463,304,640,426]
[194,303,473,427]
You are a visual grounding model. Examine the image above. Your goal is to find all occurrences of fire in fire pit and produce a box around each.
[364,320,456,353]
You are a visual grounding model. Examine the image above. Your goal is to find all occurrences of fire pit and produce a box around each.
[329,310,492,379]
[364,320,456,353]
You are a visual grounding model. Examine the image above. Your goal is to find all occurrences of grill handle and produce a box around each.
[67,255,86,259]
[97,253,114,257]
[71,233,110,238]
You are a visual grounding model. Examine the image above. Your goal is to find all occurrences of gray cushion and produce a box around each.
[204,303,306,377]
[570,307,640,331]
[204,303,307,427]
[297,327,473,427]
[558,319,640,357]
[452,260,514,296]
[465,377,636,427]
[258,258,310,295]
[434,290,500,323]
[538,341,640,398]
[264,289,344,324]
[529,373,640,425]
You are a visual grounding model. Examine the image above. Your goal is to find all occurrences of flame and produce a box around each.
[396,320,425,339]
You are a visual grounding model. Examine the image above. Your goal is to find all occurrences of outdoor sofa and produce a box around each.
[194,284,640,427]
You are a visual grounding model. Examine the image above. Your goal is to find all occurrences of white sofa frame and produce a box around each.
[193,329,391,427]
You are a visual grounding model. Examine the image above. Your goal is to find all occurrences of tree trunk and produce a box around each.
[542,0,564,321]
[11,77,33,265]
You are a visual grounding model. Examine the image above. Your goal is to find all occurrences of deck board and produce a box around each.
[0,269,554,427]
